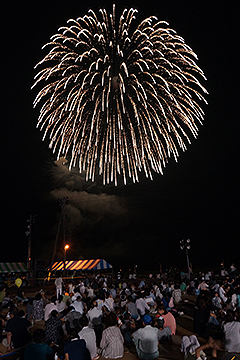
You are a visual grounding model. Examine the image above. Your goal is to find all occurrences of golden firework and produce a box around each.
[32,5,207,185]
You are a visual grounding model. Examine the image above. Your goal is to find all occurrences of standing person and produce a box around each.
[5,308,32,352]
[132,314,161,360]
[99,312,124,359]
[55,274,63,299]
[64,328,91,360]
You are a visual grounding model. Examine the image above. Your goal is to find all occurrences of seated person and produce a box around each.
[155,316,172,343]
[24,329,53,360]
[132,314,162,360]
[64,328,91,360]
[100,312,124,359]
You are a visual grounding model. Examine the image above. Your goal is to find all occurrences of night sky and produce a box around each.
[1,1,239,273]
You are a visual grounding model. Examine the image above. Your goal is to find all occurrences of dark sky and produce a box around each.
[1,0,239,272]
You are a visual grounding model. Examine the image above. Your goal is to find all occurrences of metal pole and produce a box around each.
[62,200,66,278]
[186,248,190,276]
[27,215,32,270]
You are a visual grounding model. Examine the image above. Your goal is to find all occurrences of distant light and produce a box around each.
[64,244,70,250]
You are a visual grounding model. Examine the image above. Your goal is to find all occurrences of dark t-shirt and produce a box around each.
[6,316,32,348]
[24,342,53,360]
[64,339,91,360]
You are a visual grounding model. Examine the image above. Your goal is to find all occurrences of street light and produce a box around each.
[180,239,191,278]
[64,244,70,277]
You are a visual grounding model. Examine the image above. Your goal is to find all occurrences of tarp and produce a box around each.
[49,259,112,271]
[0,262,28,273]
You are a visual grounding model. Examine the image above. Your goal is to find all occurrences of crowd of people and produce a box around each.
[0,266,240,360]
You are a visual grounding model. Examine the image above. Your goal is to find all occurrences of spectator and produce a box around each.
[63,306,81,332]
[87,301,103,346]
[33,292,46,321]
[71,295,84,315]
[155,316,172,343]
[44,296,58,322]
[64,328,91,360]
[223,309,240,354]
[24,329,52,360]
[5,308,32,351]
[132,314,161,360]
[126,295,139,320]
[45,310,62,345]
[56,294,67,315]
[79,315,99,360]
[135,292,150,317]
[99,312,124,359]
[156,304,176,335]
[0,286,6,306]
[172,284,182,304]
[55,274,63,299]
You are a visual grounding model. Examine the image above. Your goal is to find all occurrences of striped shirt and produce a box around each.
[100,326,124,359]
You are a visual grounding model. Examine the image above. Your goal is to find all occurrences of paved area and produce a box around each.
[0,290,210,359]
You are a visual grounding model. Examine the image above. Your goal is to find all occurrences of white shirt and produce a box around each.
[72,300,84,314]
[87,307,102,328]
[136,298,150,316]
[44,303,58,321]
[79,326,98,359]
[133,325,161,354]
[55,277,62,289]
[223,321,240,352]
[219,286,227,303]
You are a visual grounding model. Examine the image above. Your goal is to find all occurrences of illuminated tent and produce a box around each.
[0,262,28,273]
[49,259,112,272]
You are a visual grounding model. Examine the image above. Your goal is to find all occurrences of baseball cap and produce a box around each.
[143,314,152,325]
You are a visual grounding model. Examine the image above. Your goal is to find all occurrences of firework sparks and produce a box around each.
[32,5,207,185]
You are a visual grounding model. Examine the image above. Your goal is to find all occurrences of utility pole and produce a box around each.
[180,239,191,278]
[26,215,34,270]
[50,197,69,274]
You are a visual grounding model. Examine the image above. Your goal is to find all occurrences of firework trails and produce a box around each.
[33,5,207,185]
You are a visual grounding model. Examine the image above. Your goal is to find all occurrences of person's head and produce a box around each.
[35,293,41,300]
[58,294,63,302]
[67,328,79,340]
[10,308,18,318]
[51,296,57,304]
[105,312,118,327]
[33,329,45,343]
[157,304,167,315]
[156,316,165,330]
[50,310,58,318]
[18,310,25,318]
[76,296,81,302]
[142,314,152,326]
[79,315,89,328]
[127,295,133,302]
[226,309,235,323]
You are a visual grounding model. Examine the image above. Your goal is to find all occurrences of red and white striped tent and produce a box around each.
[49,259,112,272]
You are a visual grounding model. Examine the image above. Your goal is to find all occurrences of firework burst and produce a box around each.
[32,5,207,185]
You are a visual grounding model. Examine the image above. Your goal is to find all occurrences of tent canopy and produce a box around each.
[49,259,112,272]
[0,262,28,273]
